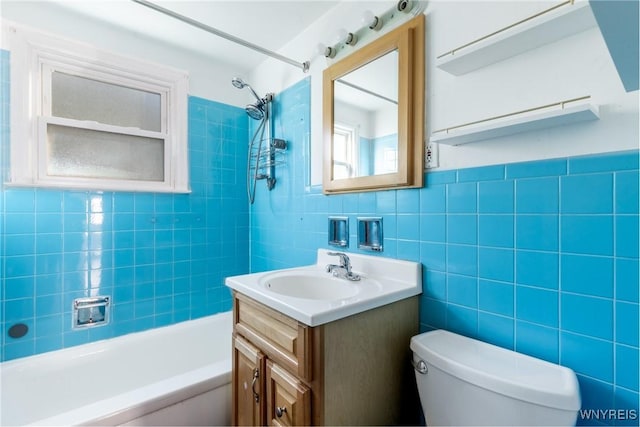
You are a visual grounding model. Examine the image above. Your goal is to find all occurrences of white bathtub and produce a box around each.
[0,311,232,426]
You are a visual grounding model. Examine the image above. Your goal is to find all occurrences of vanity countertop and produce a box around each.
[225,249,422,326]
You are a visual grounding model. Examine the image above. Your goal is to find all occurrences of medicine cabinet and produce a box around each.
[322,14,425,194]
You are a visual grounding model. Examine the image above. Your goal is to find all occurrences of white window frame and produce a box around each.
[3,20,190,193]
[333,122,360,178]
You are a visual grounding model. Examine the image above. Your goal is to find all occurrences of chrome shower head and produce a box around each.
[231,77,246,89]
[231,76,262,104]
[246,103,265,121]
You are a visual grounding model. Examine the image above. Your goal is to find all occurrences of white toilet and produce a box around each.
[410,330,581,426]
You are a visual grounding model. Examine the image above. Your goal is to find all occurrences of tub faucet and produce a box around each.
[325,252,361,281]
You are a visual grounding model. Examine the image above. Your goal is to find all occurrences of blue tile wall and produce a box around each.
[249,77,319,270]
[1,50,249,361]
[251,79,639,425]
[0,49,9,362]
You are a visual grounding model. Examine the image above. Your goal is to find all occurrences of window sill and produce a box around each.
[4,180,192,194]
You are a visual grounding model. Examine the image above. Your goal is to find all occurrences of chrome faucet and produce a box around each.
[325,252,361,281]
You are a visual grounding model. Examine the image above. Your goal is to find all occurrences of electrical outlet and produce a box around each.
[426,142,439,169]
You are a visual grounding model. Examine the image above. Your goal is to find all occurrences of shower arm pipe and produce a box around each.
[131,0,310,73]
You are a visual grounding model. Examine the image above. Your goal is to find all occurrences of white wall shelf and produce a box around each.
[430,96,600,146]
[436,0,598,76]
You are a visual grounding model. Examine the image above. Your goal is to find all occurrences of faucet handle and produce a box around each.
[326,252,361,281]
[327,251,349,267]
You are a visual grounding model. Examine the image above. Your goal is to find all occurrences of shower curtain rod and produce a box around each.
[336,79,398,105]
[131,0,310,72]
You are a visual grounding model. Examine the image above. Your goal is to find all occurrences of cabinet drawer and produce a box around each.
[234,293,313,381]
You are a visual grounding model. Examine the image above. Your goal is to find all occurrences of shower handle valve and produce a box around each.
[272,139,287,150]
[266,177,276,190]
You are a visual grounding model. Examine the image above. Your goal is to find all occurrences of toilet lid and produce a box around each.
[411,330,581,411]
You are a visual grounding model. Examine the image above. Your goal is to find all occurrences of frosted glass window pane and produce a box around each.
[47,124,164,181]
[51,72,162,132]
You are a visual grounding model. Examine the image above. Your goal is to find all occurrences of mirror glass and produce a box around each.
[332,50,398,179]
[323,14,424,194]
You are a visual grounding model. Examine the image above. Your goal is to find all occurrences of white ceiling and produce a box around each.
[50,0,341,71]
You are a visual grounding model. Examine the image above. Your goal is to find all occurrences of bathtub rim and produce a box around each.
[1,310,232,370]
[1,311,232,426]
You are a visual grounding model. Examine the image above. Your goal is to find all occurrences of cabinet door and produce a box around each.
[232,334,265,426]
[266,360,311,426]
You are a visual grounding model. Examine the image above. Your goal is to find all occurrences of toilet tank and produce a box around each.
[410,330,581,426]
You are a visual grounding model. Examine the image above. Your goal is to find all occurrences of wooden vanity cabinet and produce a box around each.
[231,291,419,426]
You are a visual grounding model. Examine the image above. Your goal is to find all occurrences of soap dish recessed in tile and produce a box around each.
[328,216,349,248]
[358,217,383,252]
[73,296,110,329]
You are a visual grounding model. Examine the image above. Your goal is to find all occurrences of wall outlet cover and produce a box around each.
[426,142,439,169]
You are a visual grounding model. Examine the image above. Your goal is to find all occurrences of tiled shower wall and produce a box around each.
[0,50,248,361]
[252,78,639,425]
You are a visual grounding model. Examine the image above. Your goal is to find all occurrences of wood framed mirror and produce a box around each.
[323,14,424,194]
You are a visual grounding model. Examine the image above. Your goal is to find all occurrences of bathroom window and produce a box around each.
[6,23,190,193]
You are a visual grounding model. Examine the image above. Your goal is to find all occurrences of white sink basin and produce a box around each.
[225,249,422,326]
[260,271,372,300]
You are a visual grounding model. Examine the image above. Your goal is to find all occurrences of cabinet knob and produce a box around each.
[276,406,287,418]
